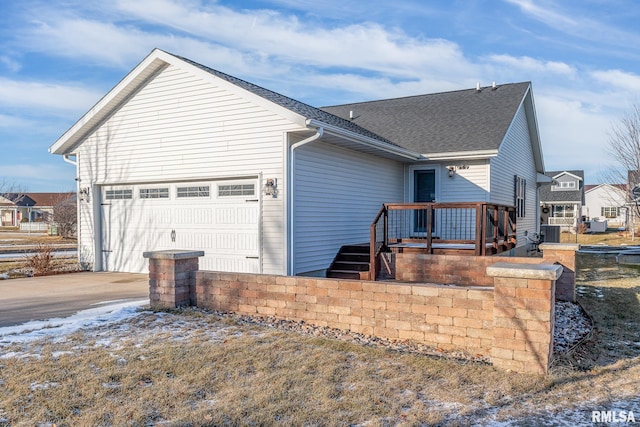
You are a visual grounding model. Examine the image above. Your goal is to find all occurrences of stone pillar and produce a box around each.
[487,262,562,375]
[143,250,204,309]
[539,243,580,302]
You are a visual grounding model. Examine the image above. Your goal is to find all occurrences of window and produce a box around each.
[105,189,132,200]
[176,186,210,198]
[552,180,576,191]
[140,188,169,199]
[515,176,526,218]
[601,206,619,218]
[553,204,575,218]
[218,184,255,197]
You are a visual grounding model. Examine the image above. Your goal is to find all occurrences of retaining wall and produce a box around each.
[144,250,565,374]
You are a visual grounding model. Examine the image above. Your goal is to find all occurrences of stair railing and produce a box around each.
[369,204,388,280]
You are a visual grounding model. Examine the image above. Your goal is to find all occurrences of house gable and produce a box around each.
[540,170,585,204]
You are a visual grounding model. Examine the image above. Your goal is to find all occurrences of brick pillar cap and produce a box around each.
[539,242,580,251]
[143,250,205,260]
[486,262,563,280]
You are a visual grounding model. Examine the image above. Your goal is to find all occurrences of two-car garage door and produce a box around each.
[100,179,260,273]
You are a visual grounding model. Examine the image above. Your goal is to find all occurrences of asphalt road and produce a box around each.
[0,272,148,327]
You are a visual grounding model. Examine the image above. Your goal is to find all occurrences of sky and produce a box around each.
[1,0,640,191]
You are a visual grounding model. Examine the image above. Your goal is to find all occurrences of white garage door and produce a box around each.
[101,179,260,273]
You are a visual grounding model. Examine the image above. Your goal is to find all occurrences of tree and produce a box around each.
[606,105,640,237]
[52,193,77,238]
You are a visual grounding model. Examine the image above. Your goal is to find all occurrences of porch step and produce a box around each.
[326,244,371,280]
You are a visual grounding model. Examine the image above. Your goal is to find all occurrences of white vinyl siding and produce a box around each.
[489,102,538,248]
[438,161,489,202]
[76,64,299,274]
[585,185,627,223]
[293,141,404,275]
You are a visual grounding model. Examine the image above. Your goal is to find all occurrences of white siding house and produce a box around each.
[584,184,628,227]
[50,49,547,275]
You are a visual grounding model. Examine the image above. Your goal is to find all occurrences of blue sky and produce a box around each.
[1,0,640,191]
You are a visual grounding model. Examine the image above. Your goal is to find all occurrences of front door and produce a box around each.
[414,170,436,232]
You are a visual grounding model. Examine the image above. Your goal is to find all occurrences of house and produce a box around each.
[49,49,547,275]
[0,192,74,227]
[539,170,585,232]
[584,184,628,229]
[0,194,35,226]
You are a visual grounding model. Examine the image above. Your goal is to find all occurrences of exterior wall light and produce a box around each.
[79,187,90,202]
[264,178,277,196]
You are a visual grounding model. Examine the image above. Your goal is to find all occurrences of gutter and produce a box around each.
[288,127,324,275]
[62,154,77,166]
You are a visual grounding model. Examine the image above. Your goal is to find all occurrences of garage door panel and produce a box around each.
[101,179,260,274]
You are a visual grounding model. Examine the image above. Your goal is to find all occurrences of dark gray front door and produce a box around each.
[414,170,435,232]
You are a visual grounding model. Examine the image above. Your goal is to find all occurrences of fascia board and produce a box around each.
[552,171,583,181]
[421,149,499,160]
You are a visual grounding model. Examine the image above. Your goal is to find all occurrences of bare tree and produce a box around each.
[51,193,77,238]
[605,105,640,238]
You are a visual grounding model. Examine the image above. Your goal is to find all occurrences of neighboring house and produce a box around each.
[49,49,547,275]
[0,192,75,227]
[0,194,36,226]
[539,170,585,232]
[584,184,628,228]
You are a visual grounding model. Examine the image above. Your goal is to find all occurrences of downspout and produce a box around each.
[288,127,323,275]
[63,154,82,268]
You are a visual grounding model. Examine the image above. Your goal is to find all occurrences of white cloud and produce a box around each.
[0,114,34,128]
[504,0,640,48]
[0,77,103,114]
[535,94,615,181]
[113,0,472,79]
[488,54,575,77]
[591,69,640,92]
[0,55,21,72]
[0,162,76,191]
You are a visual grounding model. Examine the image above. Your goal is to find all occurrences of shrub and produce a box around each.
[24,243,54,276]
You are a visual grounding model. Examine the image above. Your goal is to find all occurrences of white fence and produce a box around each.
[19,222,49,232]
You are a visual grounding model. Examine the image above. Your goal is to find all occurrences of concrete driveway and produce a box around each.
[0,272,148,327]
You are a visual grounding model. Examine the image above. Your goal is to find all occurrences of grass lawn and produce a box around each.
[560,229,640,246]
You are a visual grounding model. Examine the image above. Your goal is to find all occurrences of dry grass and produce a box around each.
[560,229,640,246]
[0,312,551,426]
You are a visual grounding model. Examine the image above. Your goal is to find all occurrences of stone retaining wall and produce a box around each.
[395,243,579,302]
[144,250,565,374]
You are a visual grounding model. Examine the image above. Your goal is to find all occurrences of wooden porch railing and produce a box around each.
[369,202,517,280]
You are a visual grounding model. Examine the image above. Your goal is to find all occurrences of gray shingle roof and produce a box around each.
[320,82,531,154]
[539,170,584,203]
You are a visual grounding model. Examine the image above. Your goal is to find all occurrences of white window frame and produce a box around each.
[176,185,210,198]
[217,183,256,198]
[139,187,170,199]
[601,206,619,218]
[105,189,133,200]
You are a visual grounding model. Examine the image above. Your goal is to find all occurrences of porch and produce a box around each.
[326,202,517,280]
